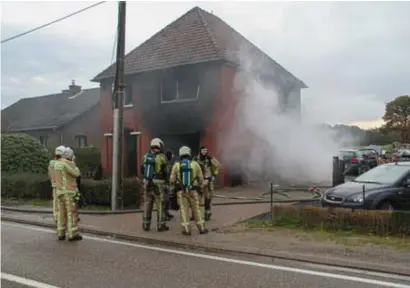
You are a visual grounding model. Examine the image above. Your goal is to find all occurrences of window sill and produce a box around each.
[160,98,198,104]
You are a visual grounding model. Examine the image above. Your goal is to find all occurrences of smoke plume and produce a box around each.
[221,50,359,185]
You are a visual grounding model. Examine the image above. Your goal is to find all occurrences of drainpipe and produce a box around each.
[53,127,64,145]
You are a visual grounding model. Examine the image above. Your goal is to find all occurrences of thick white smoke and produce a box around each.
[221,50,359,185]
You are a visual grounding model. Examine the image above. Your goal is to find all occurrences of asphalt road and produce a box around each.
[2,222,410,288]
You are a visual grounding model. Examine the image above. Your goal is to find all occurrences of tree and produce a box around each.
[382,95,410,143]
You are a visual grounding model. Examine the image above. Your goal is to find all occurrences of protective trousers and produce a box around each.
[163,186,171,214]
[57,194,79,239]
[143,181,166,231]
[203,179,214,220]
[177,189,206,235]
[52,188,59,223]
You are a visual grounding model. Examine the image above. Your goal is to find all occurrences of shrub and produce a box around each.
[1,173,52,199]
[268,205,410,237]
[73,147,101,175]
[1,133,51,174]
[81,178,141,207]
[1,173,141,208]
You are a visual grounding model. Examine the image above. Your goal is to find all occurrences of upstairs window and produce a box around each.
[112,83,133,107]
[160,66,200,103]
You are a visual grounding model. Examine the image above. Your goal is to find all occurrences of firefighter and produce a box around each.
[376,154,386,165]
[49,146,65,223]
[141,138,169,232]
[170,146,208,235]
[54,147,82,241]
[194,145,221,221]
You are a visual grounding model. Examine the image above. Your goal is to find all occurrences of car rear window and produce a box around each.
[339,151,358,158]
[360,149,376,155]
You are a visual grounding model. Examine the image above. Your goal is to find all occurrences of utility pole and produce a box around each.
[111,1,126,211]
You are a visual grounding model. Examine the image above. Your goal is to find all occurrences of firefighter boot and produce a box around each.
[204,199,212,221]
[157,223,170,232]
[68,234,83,242]
[142,217,151,232]
[200,228,209,235]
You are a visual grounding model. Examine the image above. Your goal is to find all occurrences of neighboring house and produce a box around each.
[1,81,100,150]
[92,6,307,185]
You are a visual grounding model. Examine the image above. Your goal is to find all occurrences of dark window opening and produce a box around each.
[177,66,200,100]
[124,84,133,106]
[161,69,177,102]
[39,136,48,147]
[160,66,200,103]
[76,135,87,148]
[112,83,133,107]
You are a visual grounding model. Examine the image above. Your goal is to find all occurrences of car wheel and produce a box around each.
[379,201,394,211]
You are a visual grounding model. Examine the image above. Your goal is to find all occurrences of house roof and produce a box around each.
[92,6,307,88]
[1,87,100,132]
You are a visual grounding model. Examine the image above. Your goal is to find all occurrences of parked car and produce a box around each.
[358,148,378,169]
[321,162,410,210]
[337,148,374,176]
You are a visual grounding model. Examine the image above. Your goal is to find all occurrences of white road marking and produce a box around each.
[304,263,410,282]
[1,272,62,288]
[3,222,410,288]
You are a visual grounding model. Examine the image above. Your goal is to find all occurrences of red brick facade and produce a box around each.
[100,63,239,187]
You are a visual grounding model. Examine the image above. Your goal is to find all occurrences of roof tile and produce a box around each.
[93,6,306,87]
[1,88,100,132]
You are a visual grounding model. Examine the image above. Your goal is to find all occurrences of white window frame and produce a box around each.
[160,79,200,104]
[112,83,133,108]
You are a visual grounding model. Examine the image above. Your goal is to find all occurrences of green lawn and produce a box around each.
[244,219,409,250]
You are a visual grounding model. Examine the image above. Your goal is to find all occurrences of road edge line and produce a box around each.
[2,216,409,278]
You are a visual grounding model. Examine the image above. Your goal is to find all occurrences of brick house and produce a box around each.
[1,81,100,150]
[92,6,307,186]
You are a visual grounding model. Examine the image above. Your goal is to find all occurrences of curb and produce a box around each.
[2,216,409,277]
[1,199,320,215]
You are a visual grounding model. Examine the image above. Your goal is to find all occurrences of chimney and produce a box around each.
[68,80,81,94]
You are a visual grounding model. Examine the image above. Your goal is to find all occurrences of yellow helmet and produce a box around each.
[150,138,163,149]
[179,146,191,157]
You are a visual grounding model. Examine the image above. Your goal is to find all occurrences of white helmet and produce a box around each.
[179,146,191,157]
[55,145,66,156]
[150,138,164,149]
[62,147,74,160]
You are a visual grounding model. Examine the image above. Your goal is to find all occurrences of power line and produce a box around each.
[1,1,106,44]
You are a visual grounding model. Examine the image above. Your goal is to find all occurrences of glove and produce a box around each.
[73,192,81,203]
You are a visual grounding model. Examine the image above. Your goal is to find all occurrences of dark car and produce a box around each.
[358,148,378,169]
[338,149,363,176]
[321,162,410,210]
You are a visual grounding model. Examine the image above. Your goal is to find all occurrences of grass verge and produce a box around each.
[244,218,410,251]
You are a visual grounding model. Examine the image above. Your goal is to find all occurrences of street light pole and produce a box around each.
[111,1,126,211]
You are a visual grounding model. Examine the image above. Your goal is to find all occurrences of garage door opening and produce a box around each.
[159,132,201,158]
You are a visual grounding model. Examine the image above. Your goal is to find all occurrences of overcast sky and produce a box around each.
[1,1,409,128]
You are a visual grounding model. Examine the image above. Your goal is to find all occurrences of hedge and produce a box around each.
[1,173,141,208]
[1,133,51,174]
[73,147,101,174]
[266,205,410,237]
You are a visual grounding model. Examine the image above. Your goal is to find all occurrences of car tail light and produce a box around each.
[351,157,358,164]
